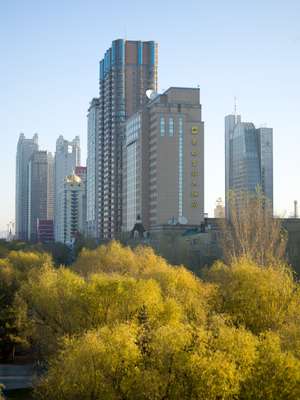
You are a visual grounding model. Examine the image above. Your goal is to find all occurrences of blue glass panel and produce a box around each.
[119,39,125,64]
[112,42,116,65]
[138,42,143,65]
[149,41,155,65]
[100,60,104,81]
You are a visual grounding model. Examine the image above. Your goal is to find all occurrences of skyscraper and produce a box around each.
[54,135,80,242]
[28,150,53,241]
[86,98,99,238]
[62,173,86,245]
[15,133,39,240]
[225,114,273,215]
[47,152,54,220]
[96,39,158,239]
[123,87,205,231]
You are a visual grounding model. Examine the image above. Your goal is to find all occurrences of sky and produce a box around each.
[0,0,300,232]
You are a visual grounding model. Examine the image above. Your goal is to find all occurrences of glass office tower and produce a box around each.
[225,114,273,216]
[15,133,39,240]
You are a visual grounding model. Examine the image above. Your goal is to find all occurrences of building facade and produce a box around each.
[97,39,158,239]
[28,151,48,241]
[37,219,54,243]
[15,133,39,240]
[214,197,225,218]
[225,114,273,215]
[47,152,54,220]
[86,98,100,238]
[54,135,81,242]
[123,87,205,232]
[62,173,86,245]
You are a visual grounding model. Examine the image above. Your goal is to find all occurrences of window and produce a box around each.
[168,117,174,136]
[178,117,184,217]
[160,116,165,136]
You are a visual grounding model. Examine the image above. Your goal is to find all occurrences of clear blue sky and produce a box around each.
[1,0,300,232]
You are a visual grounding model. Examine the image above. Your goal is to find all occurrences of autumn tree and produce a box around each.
[5,241,299,399]
[206,257,296,334]
[0,251,52,360]
[220,190,287,265]
[240,333,300,400]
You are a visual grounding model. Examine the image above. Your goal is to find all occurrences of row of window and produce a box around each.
[160,116,175,137]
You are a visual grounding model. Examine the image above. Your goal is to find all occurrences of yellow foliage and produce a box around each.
[240,332,300,400]
[35,324,141,400]
[4,241,300,399]
[207,257,295,334]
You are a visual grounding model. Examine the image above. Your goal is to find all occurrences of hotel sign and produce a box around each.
[191,126,200,208]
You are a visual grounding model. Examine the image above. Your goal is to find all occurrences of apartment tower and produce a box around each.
[62,173,86,245]
[97,39,158,239]
[15,133,39,240]
[86,98,100,238]
[28,150,54,241]
[54,135,80,242]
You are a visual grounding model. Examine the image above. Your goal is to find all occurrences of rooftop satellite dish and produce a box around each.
[178,216,188,225]
[146,89,158,101]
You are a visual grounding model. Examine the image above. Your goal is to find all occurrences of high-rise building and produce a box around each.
[86,98,99,238]
[54,135,80,242]
[225,114,273,216]
[96,39,158,239]
[28,150,49,241]
[37,219,54,243]
[62,173,86,245]
[47,152,54,220]
[15,133,39,240]
[123,87,205,231]
[214,197,225,218]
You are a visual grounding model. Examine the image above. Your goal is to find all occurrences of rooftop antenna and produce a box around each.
[234,96,237,123]
[294,200,298,218]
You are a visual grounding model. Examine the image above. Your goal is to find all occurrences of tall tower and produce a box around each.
[97,39,158,239]
[54,135,80,242]
[62,173,86,245]
[86,98,100,238]
[225,114,273,216]
[28,150,50,241]
[15,133,39,240]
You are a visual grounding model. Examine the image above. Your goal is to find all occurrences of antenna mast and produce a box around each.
[234,96,239,123]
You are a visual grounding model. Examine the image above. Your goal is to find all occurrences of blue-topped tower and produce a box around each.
[96,39,158,239]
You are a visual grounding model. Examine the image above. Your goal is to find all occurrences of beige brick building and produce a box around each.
[123,87,204,232]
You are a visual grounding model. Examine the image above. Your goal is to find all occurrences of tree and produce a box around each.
[0,258,30,360]
[240,333,300,400]
[220,190,287,266]
[7,241,300,398]
[35,324,142,400]
[34,318,260,400]
[206,257,296,334]
[0,384,4,400]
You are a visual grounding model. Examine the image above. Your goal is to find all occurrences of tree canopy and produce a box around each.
[1,241,300,398]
